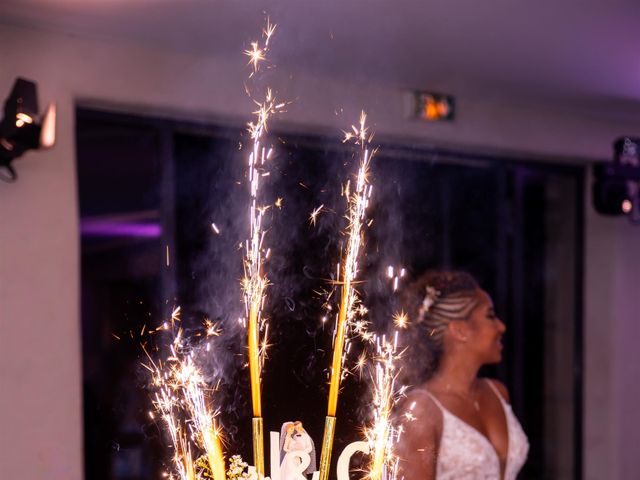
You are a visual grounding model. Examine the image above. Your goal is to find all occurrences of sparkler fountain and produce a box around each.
[143,18,411,480]
[365,332,406,480]
[242,19,283,478]
[145,309,226,480]
[319,111,375,480]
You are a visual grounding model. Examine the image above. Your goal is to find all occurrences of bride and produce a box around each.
[397,271,529,479]
[279,421,315,480]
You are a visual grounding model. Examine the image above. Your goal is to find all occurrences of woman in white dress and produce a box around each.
[397,271,529,480]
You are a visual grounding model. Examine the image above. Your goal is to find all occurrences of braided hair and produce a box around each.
[404,270,480,380]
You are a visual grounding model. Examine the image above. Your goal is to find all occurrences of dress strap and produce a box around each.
[485,378,506,403]
[417,388,446,412]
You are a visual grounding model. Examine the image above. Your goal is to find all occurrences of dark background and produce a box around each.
[77,108,583,479]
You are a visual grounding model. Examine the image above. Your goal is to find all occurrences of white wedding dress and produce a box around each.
[423,379,529,480]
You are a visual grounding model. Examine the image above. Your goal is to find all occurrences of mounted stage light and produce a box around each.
[593,137,640,223]
[0,77,56,182]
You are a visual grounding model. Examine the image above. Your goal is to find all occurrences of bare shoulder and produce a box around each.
[484,378,510,403]
[402,386,443,420]
[398,386,444,439]
[396,387,442,480]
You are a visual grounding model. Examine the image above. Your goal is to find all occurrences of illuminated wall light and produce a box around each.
[413,91,455,121]
[0,77,56,181]
[16,113,33,124]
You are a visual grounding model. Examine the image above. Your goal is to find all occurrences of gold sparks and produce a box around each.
[393,310,409,329]
[342,110,371,144]
[355,351,368,377]
[204,319,221,337]
[387,265,406,292]
[309,204,324,226]
[144,320,226,480]
[244,41,266,72]
[241,24,286,479]
[353,319,370,337]
[242,25,285,396]
[243,18,276,75]
[365,333,406,480]
[243,89,282,402]
[275,197,283,208]
[320,111,377,480]
[248,89,285,141]
[325,110,376,416]
[263,18,276,44]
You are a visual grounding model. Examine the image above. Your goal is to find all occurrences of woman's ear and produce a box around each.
[448,320,469,342]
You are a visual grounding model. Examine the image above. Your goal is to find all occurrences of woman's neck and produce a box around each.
[430,354,480,395]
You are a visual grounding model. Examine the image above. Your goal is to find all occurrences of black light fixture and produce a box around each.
[593,137,640,223]
[0,77,56,182]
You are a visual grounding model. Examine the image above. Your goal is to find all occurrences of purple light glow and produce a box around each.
[81,220,162,238]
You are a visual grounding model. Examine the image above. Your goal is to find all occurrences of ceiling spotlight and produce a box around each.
[0,77,56,182]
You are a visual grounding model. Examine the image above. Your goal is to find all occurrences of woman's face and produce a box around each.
[464,289,506,364]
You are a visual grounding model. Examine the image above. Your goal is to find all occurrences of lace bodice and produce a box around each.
[425,380,529,480]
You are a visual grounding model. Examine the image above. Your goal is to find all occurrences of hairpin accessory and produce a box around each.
[418,285,440,320]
